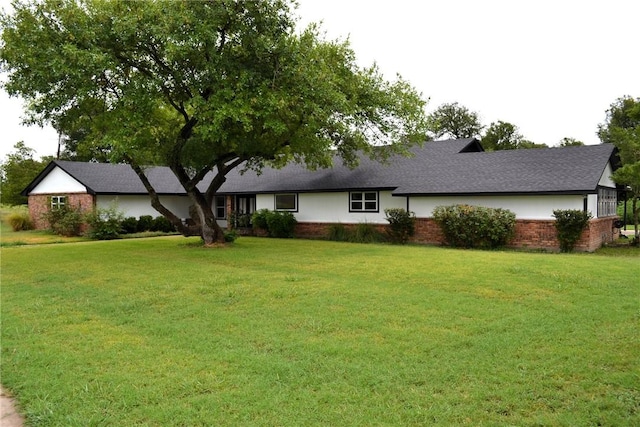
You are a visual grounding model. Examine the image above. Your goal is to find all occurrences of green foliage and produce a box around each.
[553,209,592,252]
[0,0,428,244]
[43,204,84,237]
[384,208,416,244]
[426,102,483,139]
[223,230,238,243]
[6,210,34,231]
[433,204,516,249]
[85,205,125,240]
[327,223,350,242]
[0,142,48,206]
[121,216,139,234]
[151,216,175,233]
[559,137,584,147]
[251,209,270,231]
[482,121,524,151]
[137,215,154,232]
[253,209,297,238]
[351,222,384,244]
[599,96,640,238]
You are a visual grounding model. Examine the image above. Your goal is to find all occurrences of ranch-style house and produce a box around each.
[22,138,622,251]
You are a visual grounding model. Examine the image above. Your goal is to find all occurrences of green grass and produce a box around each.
[1,237,639,426]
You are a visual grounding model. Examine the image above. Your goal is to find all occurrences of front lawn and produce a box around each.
[1,237,638,425]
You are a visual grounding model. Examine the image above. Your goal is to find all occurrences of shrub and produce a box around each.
[266,211,297,238]
[121,217,139,234]
[252,209,297,238]
[137,215,154,232]
[86,205,125,240]
[327,223,350,242]
[152,215,175,233]
[224,230,238,243]
[384,208,416,244]
[43,205,84,237]
[553,209,592,252]
[7,211,34,231]
[432,204,516,249]
[350,222,384,244]
[251,209,270,231]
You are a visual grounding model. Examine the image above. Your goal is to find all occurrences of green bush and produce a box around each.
[152,215,175,233]
[432,204,516,249]
[384,208,416,244]
[7,211,34,231]
[251,209,270,231]
[121,217,138,234]
[137,215,154,232]
[224,230,238,243]
[252,209,297,238]
[350,222,384,244]
[553,209,592,252]
[266,211,297,238]
[327,223,350,242]
[617,199,636,225]
[86,205,124,240]
[43,205,84,237]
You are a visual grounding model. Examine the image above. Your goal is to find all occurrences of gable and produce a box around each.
[28,165,87,195]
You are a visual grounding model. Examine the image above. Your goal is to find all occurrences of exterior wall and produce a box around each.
[29,167,87,194]
[408,195,586,220]
[256,191,406,224]
[96,194,192,219]
[28,193,95,230]
[293,217,618,252]
[599,163,616,187]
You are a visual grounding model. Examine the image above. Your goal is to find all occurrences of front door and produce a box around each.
[234,194,256,227]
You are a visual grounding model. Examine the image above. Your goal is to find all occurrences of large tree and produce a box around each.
[0,142,48,205]
[426,102,483,140]
[1,0,428,244]
[598,96,640,240]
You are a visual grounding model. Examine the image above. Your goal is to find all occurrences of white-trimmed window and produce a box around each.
[275,193,297,211]
[350,191,378,212]
[51,195,66,210]
[215,195,226,219]
[597,188,617,217]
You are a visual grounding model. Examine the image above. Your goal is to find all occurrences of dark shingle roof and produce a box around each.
[23,139,618,197]
[219,140,618,196]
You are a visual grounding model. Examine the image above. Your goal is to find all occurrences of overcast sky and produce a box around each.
[1,0,639,161]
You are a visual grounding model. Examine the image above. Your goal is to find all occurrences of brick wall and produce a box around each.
[292,216,619,252]
[29,193,95,230]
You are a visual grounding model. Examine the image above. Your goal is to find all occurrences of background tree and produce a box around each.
[0,142,48,205]
[426,102,483,139]
[598,96,640,240]
[481,121,523,151]
[558,137,584,147]
[1,0,428,244]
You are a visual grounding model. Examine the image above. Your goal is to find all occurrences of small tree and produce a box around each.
[426,102,483,140]
[384,208,416,244]
[552,209,592,252]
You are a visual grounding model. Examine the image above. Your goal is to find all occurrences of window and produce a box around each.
[215,196,226,219]
[51,195,66,210]
[350,191,378,212]
[275,193,297,211]
[597,188,617,217]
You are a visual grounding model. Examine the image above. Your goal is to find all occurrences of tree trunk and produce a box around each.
[188,191,226,245]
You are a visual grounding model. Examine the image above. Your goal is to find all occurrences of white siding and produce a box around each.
[257,191,406,224]
[408,195,586,220]
[598,162,616,187]
[96,195,192,219]
[29,166,87,194]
